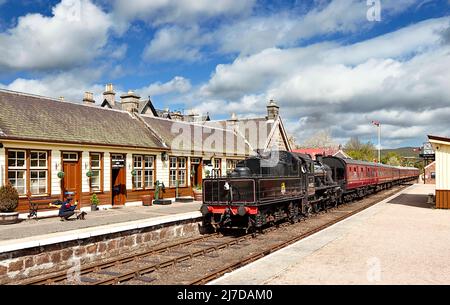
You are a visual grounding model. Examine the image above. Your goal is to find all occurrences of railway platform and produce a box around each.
[211,183,450,285]
[0,201,202,253]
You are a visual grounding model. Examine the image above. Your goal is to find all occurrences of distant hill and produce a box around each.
[380,147,420,158]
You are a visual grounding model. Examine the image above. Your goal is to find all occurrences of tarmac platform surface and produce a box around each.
[211,184,450,285]
[0,201,202,253]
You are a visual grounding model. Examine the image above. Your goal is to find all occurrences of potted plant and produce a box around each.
[0,184,20,224]
[90,193,99,211]
[193,184,203,201]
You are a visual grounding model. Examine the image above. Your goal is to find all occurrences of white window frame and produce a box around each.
[7,150,27,196]
[169,156,187,187]
[133,155,144,189]
[62,152,78,161]
[133,155,155,190]
[144,156,155,188]
[90,153,102,193]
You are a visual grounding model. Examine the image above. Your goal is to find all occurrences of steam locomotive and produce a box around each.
[200,151,419,232]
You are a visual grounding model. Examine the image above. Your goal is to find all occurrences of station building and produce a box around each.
[428,135,450,209]
[424,161,436,184]
[0,87,291,213]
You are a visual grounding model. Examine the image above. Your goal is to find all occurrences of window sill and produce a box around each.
[23,194,51,198]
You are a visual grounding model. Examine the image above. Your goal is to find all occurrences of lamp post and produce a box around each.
[372,121,381,163]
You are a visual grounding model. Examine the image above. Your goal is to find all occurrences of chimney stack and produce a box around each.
[172,111,183,121]
[103,83,116,106]
[59,96,65,102]
[227,112,238,130]
[83,91,95,105]
[120,90,140,113]
[266,99,279,120]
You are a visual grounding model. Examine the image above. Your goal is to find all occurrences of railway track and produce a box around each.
[189,185,405,284]
[23,184,410,285]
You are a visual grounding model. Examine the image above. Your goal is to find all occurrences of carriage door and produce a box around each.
[111,154,126,206]
[61,152,81,204]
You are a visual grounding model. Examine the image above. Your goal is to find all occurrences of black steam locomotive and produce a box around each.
[200,151,341,232]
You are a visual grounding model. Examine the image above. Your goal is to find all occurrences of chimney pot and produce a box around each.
[172,111,183,121]
[103,83,116,106]
[83,91,95,105]
[105,83,114,92]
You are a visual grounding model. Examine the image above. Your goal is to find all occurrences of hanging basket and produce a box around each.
[57,171,65,179]
[86,170,93,178]
[131,169,137,176]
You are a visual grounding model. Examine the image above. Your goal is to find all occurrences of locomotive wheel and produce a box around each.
[304,204,313,217]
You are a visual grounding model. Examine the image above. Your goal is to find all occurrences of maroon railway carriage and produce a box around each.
[322,157,419,201]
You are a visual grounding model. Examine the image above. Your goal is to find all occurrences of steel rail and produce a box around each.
[23,233,219,285]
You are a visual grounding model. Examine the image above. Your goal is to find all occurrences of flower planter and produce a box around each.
[193,190,203,202]
[0,212,19,225]
[91,205,99,211]
[142,195,153,206]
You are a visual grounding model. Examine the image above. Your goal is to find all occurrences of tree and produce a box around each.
[381,152,402,166]
[344,137,376,162]
[301,129,338,149]
[287,135,298,149]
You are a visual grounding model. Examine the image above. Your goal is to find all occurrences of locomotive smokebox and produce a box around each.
[230,166,251,177]
[316,154,323,163]
[200,204,210,215]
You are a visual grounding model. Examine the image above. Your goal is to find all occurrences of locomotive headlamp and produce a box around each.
[237,206,248,216]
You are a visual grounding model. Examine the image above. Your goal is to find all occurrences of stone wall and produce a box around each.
[0,218,202,284]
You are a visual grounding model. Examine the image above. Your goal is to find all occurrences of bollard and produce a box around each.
[427,193,435,207]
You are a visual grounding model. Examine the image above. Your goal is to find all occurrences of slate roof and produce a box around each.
[140,115,250,156]
[0,89,165,149]
[204,117,274,150]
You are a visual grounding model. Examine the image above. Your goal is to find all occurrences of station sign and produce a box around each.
[420,142,435,160]
[112,157,125,168]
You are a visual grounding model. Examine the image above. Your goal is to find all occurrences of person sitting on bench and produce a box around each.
[49,197,78,221]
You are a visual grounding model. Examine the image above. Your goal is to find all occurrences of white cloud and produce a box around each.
[191,17,450,146]
[0,68,105,102]
[0,0,112,70]
[109,44,128,60]
[137,76,192,97]
[228,0,424,56]
[112,0,255,33]
[143,26,211,62]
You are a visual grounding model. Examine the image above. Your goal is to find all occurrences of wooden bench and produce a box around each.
[27,195,58,219]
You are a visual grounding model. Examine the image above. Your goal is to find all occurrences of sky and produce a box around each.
[0,0,449,149]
